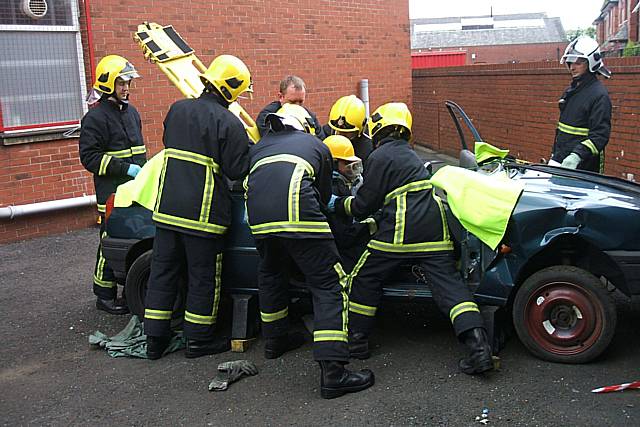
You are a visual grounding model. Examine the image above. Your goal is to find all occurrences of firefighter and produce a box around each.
[323,135,373,272]
[333,102,494,375]
[79,55,145,315]
[143,54,252,360]
[245,103,374,399]
[255,75,325,139]
[550,36,612,172]
[322,95,374,161]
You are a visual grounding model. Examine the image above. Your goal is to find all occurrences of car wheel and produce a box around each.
[124,249,186,330]
[513,266,616,364]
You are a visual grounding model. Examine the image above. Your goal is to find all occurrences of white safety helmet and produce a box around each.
[561,36,611,78]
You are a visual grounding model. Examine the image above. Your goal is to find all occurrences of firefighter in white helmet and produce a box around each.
[550,36,612,172]
[79,55,145,315]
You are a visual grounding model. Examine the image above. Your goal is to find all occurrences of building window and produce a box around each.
[0,0,87,139]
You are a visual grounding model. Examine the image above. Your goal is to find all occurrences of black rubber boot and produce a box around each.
[264,332,306,359]
[185,337,231,358]
[96,297,129,315]
[459,328,494,375]
[348,332,370,360]
[319,361,375,399]
[146,336,170,360]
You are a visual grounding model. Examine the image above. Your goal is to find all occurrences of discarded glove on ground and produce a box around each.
[208,360,258,392]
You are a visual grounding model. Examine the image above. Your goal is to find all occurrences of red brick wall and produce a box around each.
[412,57,640,180]
[0,0,411,244]
[413,42,567,65]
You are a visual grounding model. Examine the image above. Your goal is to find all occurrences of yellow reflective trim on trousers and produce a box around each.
[557,121,589,136]
[313,330,348,342]
[333,263,349,335]
[581,139,598,155]
[393,193,407,245]
[152,211,228,234]
[249,221,331,235]
[250,154,314,177]
[97,203,106,213]
[94,231,115,288]
[199,165,214,223]
[348,250,371,294]
[433,194,450,242]
[144,308,172,320]
[384,179,432,205]
[165,148,221,174]
[449,301,480,323]
[344,196,354,216]
[260,307,289,322]
[288,164,305,222]
[184,253,223,326]
[368,239,454,253]
[349,301,377,317]
[99,154,112,176]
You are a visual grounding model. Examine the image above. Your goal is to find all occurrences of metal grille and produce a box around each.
[0,0,86,133]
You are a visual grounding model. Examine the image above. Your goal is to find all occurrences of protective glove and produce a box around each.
[127,164,142,178]
[560,153,581,169]
[547,159,561,167]
[327,194,338,213]
[208,360,258,391]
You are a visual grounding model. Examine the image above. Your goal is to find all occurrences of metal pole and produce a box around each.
[0,195,96,220]
[359,79,370,117]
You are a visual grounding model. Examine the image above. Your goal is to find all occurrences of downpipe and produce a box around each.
[359,79,370,117]
[0,195,96,220]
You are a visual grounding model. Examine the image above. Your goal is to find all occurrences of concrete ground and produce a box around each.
[2,226,640,426]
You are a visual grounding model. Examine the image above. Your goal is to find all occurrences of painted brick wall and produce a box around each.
[412,57,640,181]
[0,0,411,244]
[413,42,568,65]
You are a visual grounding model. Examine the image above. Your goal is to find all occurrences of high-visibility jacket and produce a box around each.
[153,92,250,238]
[79,99,146,213]
[551,72,612,172]
[336,137,452,257]
[245,129,334,239]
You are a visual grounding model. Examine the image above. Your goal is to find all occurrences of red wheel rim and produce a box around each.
[523,280,604,356]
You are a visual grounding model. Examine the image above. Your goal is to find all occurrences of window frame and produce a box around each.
[0,0,88,141]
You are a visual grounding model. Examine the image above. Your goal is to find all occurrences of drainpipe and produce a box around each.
[0,195,96,220]
[359,79,370,117]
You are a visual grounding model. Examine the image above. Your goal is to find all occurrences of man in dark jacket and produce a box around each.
[255,75,325,139]
[143,54,252,360]
[79,55,146,315]
[334,102,494,375]
[245,103,374,399]
[550,36,612,172]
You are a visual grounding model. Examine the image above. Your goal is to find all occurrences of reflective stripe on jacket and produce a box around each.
[245,129,333,239]
[153,92,250,237]
[336,137,452,257]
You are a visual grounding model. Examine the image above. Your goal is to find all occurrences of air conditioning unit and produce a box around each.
[22,0,48,19]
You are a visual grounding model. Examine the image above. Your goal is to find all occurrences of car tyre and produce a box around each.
[125,249,186,330]
[513,266,616,364]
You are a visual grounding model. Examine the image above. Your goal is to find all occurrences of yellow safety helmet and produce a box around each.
[268,103,317,135]
[328,95,366,134]
[200,54,251,103]
[323,135,360,162]
[93,55,140,95]
[368,102,412,140]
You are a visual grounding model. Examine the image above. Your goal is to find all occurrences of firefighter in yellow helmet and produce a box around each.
[144,54,252,359]
[245,103,375,398]
[332,102,494,375]
[322,95,373,161]
[79,55,145,315]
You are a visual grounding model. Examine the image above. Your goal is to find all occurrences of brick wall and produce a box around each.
[413,42,567,65]
[0,0,411,244]
[412,57,640,180]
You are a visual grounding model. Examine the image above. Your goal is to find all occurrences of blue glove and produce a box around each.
[127,164,142,178]
[327,194,338,213]
[560,153,581,169]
